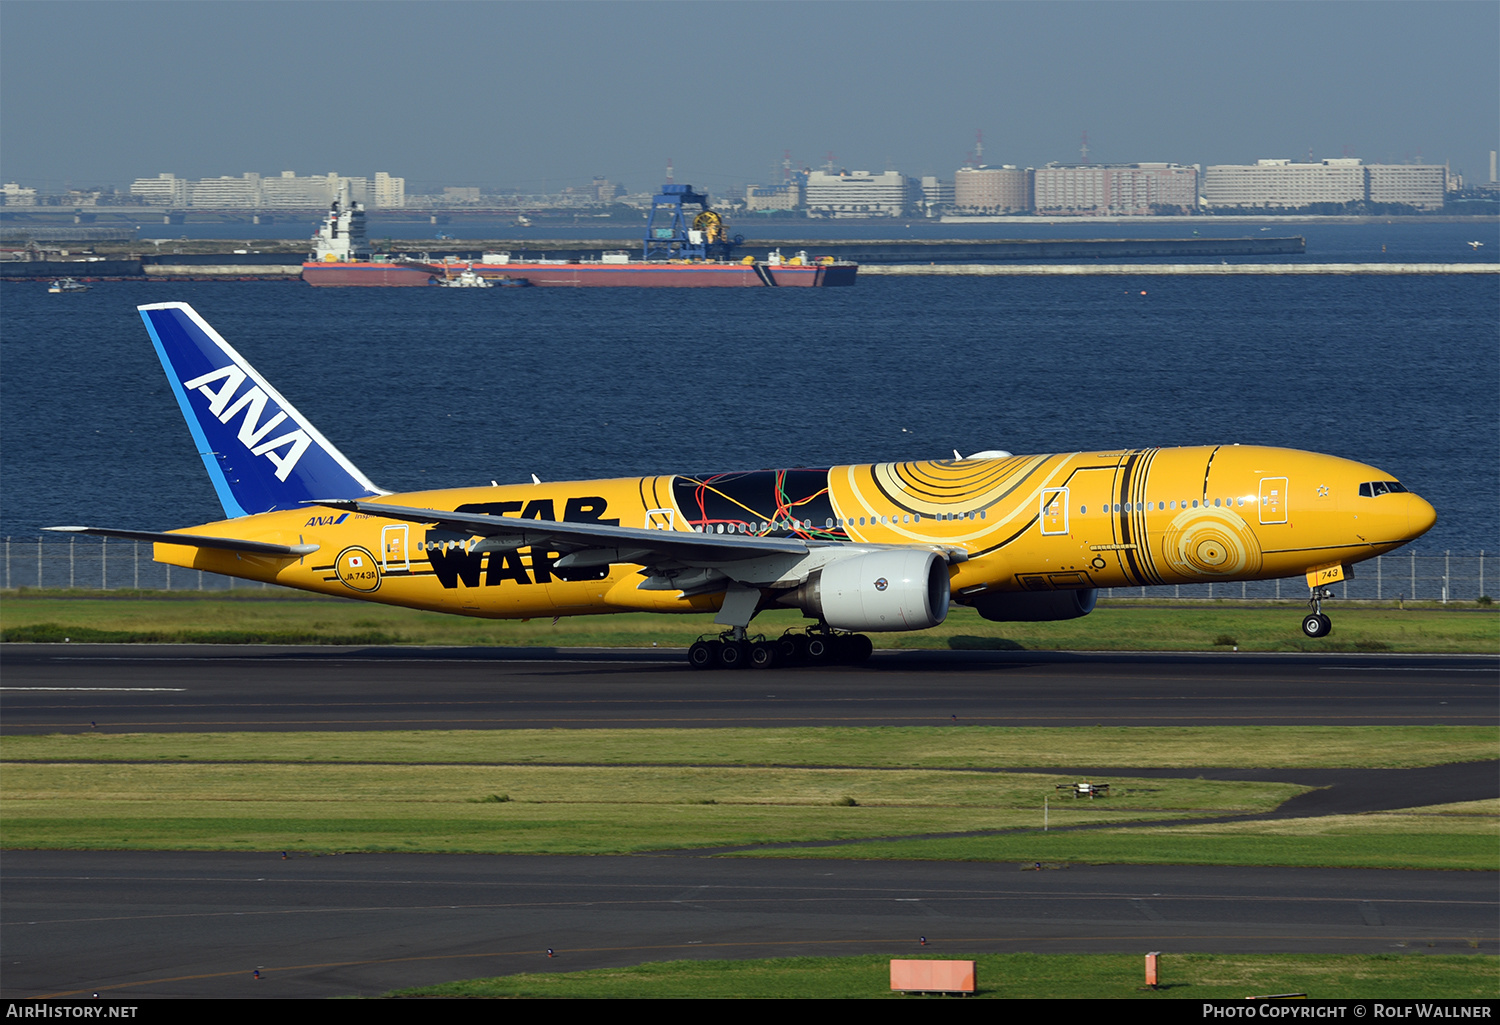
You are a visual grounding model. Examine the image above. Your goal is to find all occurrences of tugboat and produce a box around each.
[433,267,494,288]
[48,277,89,293]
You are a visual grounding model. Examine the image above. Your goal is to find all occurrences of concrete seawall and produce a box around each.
[861,262,1499,276]
[143,264,302,277]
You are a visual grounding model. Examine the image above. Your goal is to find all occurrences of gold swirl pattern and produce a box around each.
[1160,508,1263,578]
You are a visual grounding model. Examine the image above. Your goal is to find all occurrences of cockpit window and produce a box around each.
[1358,481,1408,497]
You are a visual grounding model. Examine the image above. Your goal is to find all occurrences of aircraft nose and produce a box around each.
[1406,493,1437,540]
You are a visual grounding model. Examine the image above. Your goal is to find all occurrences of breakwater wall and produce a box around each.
[766,236,1307,263]
[861,263,1499,276]
[0,253,303,281]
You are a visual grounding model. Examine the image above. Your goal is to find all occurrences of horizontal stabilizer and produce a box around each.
[44,526,318,557]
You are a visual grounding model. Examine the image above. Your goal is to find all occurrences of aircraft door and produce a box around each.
[1041,488,1069,535]
[1259,478,1288,525]
[644,507,675,531]
[381,524,409,572]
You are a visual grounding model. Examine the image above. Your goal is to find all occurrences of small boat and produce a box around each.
[48,277,89,293]
[433,268,493,288]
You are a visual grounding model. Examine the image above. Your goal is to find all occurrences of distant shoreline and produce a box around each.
[1,209,1496,227]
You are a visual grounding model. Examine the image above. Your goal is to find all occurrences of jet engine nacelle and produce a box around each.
[788,549,950,632]
[971,588,1098,622]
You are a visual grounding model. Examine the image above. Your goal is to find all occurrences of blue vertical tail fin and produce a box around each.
[139,302,385,518]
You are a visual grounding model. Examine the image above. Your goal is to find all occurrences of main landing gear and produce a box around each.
[687,626,874,670]
[1302,586,1335,638]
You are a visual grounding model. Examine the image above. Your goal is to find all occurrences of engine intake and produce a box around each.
[786,550,950,632]
[971,588,1098,622]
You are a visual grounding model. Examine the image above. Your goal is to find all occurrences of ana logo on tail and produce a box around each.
[180,365,312,482]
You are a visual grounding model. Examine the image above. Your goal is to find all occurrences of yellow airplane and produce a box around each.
[50,302,1437,669]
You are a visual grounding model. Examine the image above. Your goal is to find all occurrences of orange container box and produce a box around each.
[889,959,977,995]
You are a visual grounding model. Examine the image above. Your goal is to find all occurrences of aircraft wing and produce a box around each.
[44,526,319,557]
[314,498,816,564]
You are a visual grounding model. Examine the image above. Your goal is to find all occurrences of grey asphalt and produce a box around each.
[1,645,1495,998]
[2,644,1495,731]
[3,851,1494,999]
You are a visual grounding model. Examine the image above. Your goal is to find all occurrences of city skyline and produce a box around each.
[2,1,1496,193]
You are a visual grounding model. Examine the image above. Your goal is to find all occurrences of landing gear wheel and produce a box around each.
[688,640,718,669]
[846,634,873,663]
[1301,613,1332,638]
[804,635,836,664]
[750,642,779,670]
[777,634,801,663]
[717,641,749,669]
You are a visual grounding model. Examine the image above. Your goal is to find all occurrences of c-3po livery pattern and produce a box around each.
[50,303,1437,667]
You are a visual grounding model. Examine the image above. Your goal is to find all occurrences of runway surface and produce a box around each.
[2,644,1496,732]
[2,644,1495,998]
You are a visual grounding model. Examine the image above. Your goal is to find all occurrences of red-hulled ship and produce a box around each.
[301,184,856,288]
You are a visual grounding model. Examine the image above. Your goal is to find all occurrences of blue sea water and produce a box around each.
[1,266,1495,554]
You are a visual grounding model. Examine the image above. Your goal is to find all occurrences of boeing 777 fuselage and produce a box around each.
[51,303,1437,668]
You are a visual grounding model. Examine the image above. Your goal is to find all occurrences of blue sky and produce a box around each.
[3,1,1496,194]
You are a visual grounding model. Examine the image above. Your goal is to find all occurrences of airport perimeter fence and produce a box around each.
[2,536,1493,604]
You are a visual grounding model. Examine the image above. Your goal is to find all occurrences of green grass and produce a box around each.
[389,953,1499,999]
[0,762,1304,855]
[3,591,1496,652]
[2,728,1494,867]
[4,726,1493,769]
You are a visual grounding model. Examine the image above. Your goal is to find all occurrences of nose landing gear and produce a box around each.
[1302,587,1335,638]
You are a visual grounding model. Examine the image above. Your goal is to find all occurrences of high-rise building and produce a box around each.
[129,173,190,206]
[803,170,908,218]
[954,166,1031,213]
[744,181,802,212]
[374,172,405,208]
[1203,159,1444,210]
[917,176,955,213]
[1364,164,1447,210]
[2,182,39,206]
[189,173,262,208]
[260,171,337,207]
[1033,163,1197,215]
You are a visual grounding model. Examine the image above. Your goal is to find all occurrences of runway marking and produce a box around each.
[26,930,1492,999]
[1319,666,1498,673]
[0,687,187,692]
[11,886,1490,919]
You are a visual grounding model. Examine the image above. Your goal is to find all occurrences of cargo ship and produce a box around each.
[302,184,857,288]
